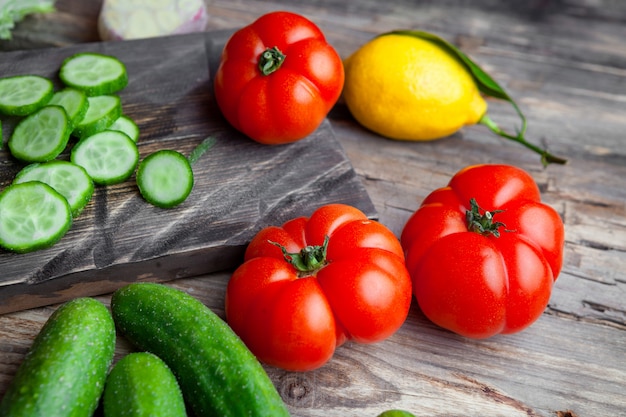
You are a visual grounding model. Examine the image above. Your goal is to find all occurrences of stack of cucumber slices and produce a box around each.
[0,52,195,254]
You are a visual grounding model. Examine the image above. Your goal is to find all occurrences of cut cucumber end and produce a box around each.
[137,150,194,208]
[59,52,128,96]
[108,115,140,142]
[0,75,54,116]
[8,105,71,163]
[72,95,122,139]
[0,181,73,253]
[71,130,139,185]
[48,87,90,129]
[14,161,95,218]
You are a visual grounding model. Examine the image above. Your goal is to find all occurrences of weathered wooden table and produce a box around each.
[1,1,624,416]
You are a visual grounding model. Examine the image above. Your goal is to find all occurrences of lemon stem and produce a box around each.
[479,113,567,167]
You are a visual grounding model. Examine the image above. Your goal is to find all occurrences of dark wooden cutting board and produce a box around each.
[0,30,375,314]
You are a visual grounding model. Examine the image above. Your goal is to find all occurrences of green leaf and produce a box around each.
[388,30,513,101]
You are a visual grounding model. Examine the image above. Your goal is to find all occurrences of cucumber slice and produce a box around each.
[14,161,95,217]
[71,130,139,185]
[0,75,54,116]
[8,105,71,163]
[48,87,89,129]
[59,52,128,96]
[108,114,139,142]
[72,95,122,139]
[0,181,72,253]
[136,150,194,208]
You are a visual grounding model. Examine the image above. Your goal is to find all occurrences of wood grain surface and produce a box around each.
[0,30,375,314]
[1,1,625,416]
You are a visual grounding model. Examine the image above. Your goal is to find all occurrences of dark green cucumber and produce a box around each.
[0,297,116,417]
[110,282,290,417]
[103,352,186,417]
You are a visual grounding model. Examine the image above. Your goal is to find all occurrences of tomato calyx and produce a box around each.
[259,46,286,76]
[465,198,509,238]
[270,235,330,274]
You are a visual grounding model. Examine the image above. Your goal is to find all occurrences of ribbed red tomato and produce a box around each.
[401,164,565,339]
[214,11,344,145]
[225,204,412,371]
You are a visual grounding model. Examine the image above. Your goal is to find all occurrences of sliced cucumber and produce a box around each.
[0,181,72,253]
[108,114,139,142]
[72,95,122,139]
[59,52,128,96]
[71,130,139,185]
[48,87,89,129]
[8,105,71,163]
[136,150,194,208]
[14,161,95,217]
[0,74,54,116]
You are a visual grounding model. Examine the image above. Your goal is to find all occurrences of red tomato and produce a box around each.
[225,204,412,371]
[214,11,344,145]
[401,164,564,339]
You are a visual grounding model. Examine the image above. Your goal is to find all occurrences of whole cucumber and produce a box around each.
[0,297,115,417]
[377,411,417,417]
[110,282,290,417]
[103,352,186,417]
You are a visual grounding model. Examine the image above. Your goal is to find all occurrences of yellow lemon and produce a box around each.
[343,33,487,141]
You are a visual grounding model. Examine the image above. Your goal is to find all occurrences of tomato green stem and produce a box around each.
[466,198,509,237]
[479,113,567,167]
[258,47,286,76]
[270,236,329,273]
